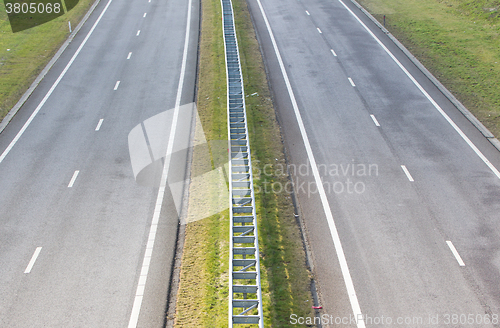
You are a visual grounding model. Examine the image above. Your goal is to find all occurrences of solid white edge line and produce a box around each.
[0,0,114,165]
[348,77,356,87]
[127,52,132,59]
[255,1,366,327]
[331,49,337,57]
[114,81,120,90]
[68,170,80,187]
[446,241,465,266]
[370,114,380,127]
[401,165,414,182]
[317,27,322,34]
[95,119,104,131]
[338,0,500,180]
[127,0,192,326]
[305,10,310,15]
[24,247,42,273]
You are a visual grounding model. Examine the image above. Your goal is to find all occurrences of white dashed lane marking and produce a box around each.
[24,247,42,273]
[370,114,380,127]
[95,119,104,131]
[401,165,414,182]
[68,170,80,188]
[446,241,465,266]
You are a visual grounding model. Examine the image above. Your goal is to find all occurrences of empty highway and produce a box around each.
[248,0,500,326]
[0,0,198,326]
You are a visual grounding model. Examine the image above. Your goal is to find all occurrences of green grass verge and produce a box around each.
[0,0,96,120]
[174,0,314,326]
[356,0,500,137]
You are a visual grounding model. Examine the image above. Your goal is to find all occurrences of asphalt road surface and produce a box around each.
[0,0,199,326]
[247,0,500,327]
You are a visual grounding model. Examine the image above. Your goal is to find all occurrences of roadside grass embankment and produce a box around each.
[173,0,314,326]
[356,0,500,138]
[0,0,96,121]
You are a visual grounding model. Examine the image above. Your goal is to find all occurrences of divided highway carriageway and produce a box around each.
[247,0,500,326]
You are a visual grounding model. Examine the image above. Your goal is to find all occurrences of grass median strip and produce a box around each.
[356,0,500,138]
[174,0,314,326]
[0,0,96,121]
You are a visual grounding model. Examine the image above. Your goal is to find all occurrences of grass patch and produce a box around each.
[356,0,500,137]
[174,0,228,325]
[174,0,314,326]
[0,0,96,120]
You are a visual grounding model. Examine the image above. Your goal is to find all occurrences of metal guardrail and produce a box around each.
[221,0,264,326]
